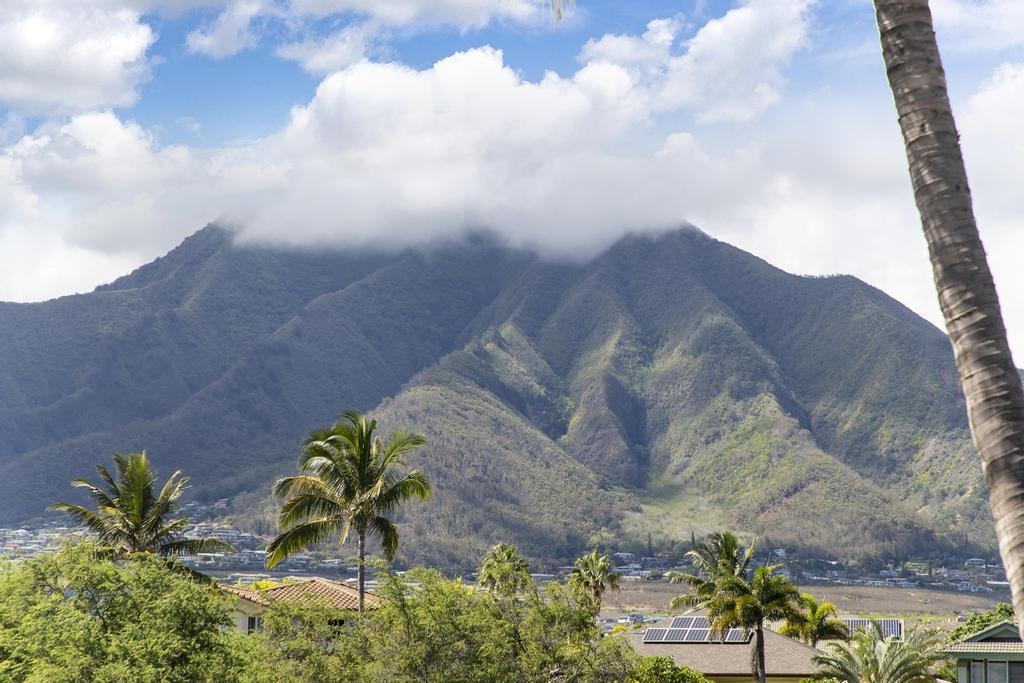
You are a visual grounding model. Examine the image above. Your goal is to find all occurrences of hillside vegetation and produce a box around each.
[0,225,987,569]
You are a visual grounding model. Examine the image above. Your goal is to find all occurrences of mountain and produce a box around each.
[0,225,989,570]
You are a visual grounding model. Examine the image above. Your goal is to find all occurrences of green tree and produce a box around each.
[873,0,1024,628]
[0,543,258,683]
[669,531,755,611]
[477,542,534,597]
[714,566,804,683]
[628,657,712,683]
[947,602,1015,642]
[670,534,800,683]
[568,549,621,613]
[781,593,849,648]
[266,410,430,612]
[813,621,943,683]
[283,568,637,682]
[47,452,233,557]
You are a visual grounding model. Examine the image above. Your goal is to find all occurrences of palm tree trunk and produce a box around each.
[874,0,1024,634]
[755,625,766,683]
[358,530,365,613]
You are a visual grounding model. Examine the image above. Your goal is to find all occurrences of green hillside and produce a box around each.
[0,225,988,570]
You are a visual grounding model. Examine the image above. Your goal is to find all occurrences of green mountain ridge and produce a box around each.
[0,225,989,569]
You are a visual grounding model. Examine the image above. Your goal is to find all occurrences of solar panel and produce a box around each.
[725,629,749,642]
[646,618,753,644]
[642,628,667,643]
[688,628,709,641]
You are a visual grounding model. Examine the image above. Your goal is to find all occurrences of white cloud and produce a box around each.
[931,0,1024,52]
[186,0,264,58]
[2,111,217,270]
[6,0,1024,361]
[284,0,541,27]
[277,21,382,74]
[0,5,155,113]
[581,0,814,123]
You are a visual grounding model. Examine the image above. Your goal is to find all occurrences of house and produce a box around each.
[219,577,380,633]
[627,617,821,682]
[944,620,1024,682]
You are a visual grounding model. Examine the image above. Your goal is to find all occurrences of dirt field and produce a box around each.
[602,581,1009,625]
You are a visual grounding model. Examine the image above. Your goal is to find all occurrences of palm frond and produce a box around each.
[265,518,345,569]
[278,492,347,528]
[551,0,575,22]
[159,537,236,556]
[367,516,400,561]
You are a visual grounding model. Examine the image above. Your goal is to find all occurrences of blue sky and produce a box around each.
[2,0,1024,353]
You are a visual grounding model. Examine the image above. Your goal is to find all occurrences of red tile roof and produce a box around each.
[220,577,379,611]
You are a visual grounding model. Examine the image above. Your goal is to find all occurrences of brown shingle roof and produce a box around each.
[627,620,821,677]
[219,577,379,610]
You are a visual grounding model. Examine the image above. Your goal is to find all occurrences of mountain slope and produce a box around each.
[0,226,987,569]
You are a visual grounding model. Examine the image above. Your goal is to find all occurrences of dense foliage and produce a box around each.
[0,544,254,682]
[947,602,1015,642]
[252,568,686,682]
[0,226,988,568]
[0,543,702,683]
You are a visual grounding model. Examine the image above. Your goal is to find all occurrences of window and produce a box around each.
[247,616,264,634]
[989,662,1008,683]
[1010,662,1024,683]
[974,661,986,683]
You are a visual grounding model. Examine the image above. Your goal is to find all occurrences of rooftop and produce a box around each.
[627,619,821,677]
[220,577,379,611]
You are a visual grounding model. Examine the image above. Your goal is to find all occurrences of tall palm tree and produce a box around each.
[266,410,430,612]
[48,451,233,556]
[781,593,849,648]
[670,534,800,683]
[873,0,1024,630]
[813,620,943,682]
[567,549,620,613]
[477,542,534,597]
[669,531,755,611]
[707,566,804,683]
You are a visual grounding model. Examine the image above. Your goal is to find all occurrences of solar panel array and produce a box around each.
[642,617,752,644]
[844,618,903,640]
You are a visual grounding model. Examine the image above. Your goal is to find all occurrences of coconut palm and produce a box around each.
[873,0,1024,629]
[669,533,800,683]
[782,593,849,648]
[669,531,755,611]
[567,549,620,613]
[477,542,534,597]
[47,451,233,557]
[706,566,804,683]
[813,620,943,682]
[266,410,430,612]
